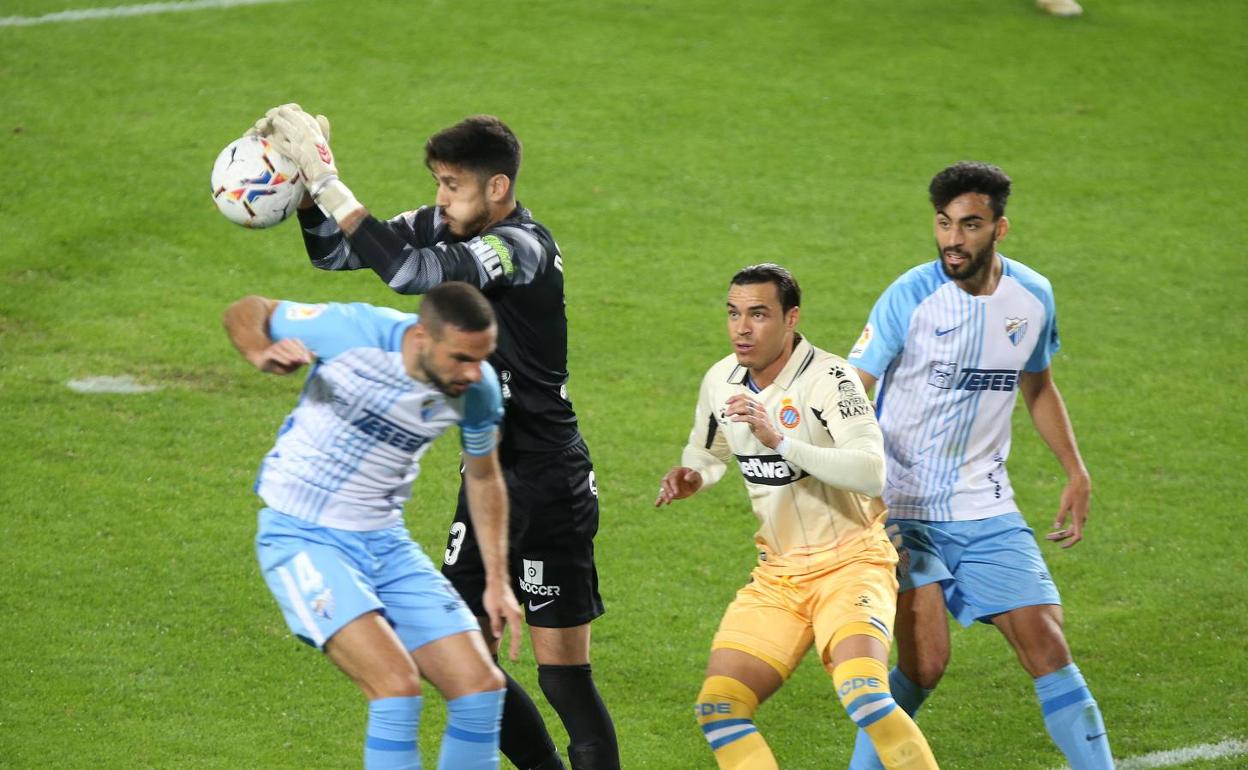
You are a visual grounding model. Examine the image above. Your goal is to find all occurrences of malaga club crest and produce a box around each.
[1005,317,1028,346]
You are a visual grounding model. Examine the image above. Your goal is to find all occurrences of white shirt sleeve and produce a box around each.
[776,418,885,498]
[680,369,732,488]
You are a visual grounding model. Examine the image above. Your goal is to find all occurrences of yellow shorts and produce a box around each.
[711,531,899,678]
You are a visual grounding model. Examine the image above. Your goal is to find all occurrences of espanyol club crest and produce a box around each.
[1005,317,1028,346]
[779,401,801,429]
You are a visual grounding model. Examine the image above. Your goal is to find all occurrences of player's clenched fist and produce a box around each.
[724,393,782,450]
[249,337,313,375]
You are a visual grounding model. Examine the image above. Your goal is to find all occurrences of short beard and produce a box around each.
[938,239,995,282]
[448,206,493,240]
[419,349,467,396]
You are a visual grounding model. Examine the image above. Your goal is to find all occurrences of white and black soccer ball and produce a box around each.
[210,135,305,228]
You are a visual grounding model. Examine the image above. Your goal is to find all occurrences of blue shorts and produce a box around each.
[256,507,478,650]
[892,512,1061,627]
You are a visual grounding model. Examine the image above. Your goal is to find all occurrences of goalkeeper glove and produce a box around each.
[245,103,331,144]
[268,106,360,222]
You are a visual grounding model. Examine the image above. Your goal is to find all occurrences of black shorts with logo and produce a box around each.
[442,439,604,628]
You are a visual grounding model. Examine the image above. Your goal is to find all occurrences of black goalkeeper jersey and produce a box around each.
[297,202,580,457]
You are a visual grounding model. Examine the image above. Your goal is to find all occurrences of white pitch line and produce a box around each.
[1051,738,1248,770]
[0,0,298,28]
[1118,739,1248,770]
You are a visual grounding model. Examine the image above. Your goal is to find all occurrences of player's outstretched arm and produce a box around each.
[462,449,524,661]
[655,467,704,507]
[1021,369,1092,548]
[222,296,313,375]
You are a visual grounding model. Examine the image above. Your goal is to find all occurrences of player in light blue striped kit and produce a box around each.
[224,281,523,770]
[846,162,1113,769]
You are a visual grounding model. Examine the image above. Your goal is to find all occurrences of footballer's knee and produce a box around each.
[1018,635,1073,679]
[462,662,506,695]
[1000,606,1072,678]
[696,675,760,722]
[531,623,592,666]
[897,648,948,690]
[913,657,949,691]
[371,668,424,699]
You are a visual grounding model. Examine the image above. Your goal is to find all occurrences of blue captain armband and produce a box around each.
[461,426,499,456]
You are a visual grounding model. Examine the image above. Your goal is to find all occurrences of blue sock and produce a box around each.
[1034,663,1114,770]
[366,696,423,770]
[437,688,505,770]
[848,667,932,770]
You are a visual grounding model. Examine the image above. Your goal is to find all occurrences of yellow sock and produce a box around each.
[832,657,940,770]
[695,675,779,770]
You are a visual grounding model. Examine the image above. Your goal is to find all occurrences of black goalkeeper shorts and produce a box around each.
[442,439,604,628]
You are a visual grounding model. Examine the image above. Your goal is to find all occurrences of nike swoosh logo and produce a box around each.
[528,599,555,612]
[1085,733,1107,742]
[934,326,960,337]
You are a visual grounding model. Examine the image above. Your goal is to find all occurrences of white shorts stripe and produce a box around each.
[276,564,325,647]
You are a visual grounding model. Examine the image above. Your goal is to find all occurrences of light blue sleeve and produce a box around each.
[848,264,934,378]
[1025,297,1060,372]
[269,301,418,361]
[459,361,504,456]
[1007,261,1061,372]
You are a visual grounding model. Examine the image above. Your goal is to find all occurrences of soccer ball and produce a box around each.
[210,135,305,228]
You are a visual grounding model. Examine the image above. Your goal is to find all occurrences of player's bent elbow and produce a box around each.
[859,457,886,498]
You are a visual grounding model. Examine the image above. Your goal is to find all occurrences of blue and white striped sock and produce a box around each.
[848,667,932,770]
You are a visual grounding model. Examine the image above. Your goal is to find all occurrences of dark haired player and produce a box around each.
[846,162,1112,769]
[224,282,520,769]
[657,264,938,770]
[253,105,617,770]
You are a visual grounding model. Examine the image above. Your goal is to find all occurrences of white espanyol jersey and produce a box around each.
[848,256,1059,522]
[681,336,888,565]
[255,301,503,531]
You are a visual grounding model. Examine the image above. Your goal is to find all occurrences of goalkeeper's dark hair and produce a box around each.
[929,161,1012,219]
[730,263,801,313]
[425,115,522,183]
[419,282,496,339]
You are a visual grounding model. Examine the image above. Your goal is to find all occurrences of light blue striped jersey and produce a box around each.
[847,256,1059,522]
[255,301,503,531]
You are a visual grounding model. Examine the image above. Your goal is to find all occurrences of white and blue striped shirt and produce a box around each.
[255,301,502,531]
[848,256,1059,522]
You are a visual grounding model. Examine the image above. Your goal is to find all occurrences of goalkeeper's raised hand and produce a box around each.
[246,103,331,145]
[268,105,363,224]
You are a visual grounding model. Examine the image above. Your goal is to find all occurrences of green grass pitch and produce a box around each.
[1,0,1245,767]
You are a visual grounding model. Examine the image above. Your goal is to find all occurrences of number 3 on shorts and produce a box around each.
[444,521,467,565]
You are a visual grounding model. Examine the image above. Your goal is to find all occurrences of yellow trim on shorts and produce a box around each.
[711,641,793,679]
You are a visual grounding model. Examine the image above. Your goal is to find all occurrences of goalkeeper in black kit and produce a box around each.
[251,104,618,770]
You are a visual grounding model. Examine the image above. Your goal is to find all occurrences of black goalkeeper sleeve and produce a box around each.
[345,215,412,286]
